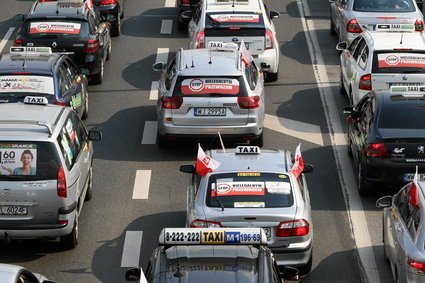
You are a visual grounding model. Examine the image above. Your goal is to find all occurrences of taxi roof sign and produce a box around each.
[235,146,260,154]
[209,41,238,53]
[159,228,267,245]
[10,46,52,55]
[24,96,49,105]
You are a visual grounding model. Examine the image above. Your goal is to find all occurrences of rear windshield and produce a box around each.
[22,20,89,38]
[206,12,265,28]
[0,75,55,99]
[353,0,415,12]
[0,141,61,181]
[378,102,425,128]
[372,52,425,73]
[206,172,294,208]
[173,76,248,97]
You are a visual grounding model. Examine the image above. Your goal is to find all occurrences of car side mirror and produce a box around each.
[269,11,280,20]
[152,62,165,72]
[125,268,141,281]
[14,14,25,21]
[336,42,348,51]
[180,165,195,174]
[343,106,354,114]
[88,130,102,141]
[303,164,314,173]
[80,69,90,76]
[280,266,300,280]
[376,196,392,208]
[181,10,193,20]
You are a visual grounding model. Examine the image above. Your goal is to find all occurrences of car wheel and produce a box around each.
[251,134,263,148]
[157,132,172,149]
[349,89,354,105]
[347,132,353,158]
[298,250,313,275]
[357,162,369,195]
[90,59,104,85]
[339,73,346,95]
[85,166,93,201]
[330,16,336,35]
[111,17,121,37]
[106,41,112,61]
[81,90,89,120]
[60,213,79,249]
[265,72,278,82]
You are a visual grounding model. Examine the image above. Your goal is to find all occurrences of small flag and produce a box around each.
[240,40,253,66]
[409,167,420,207]
[196,144,221,176]
[290,144,304,178]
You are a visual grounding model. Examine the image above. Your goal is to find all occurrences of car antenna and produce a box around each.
[191,51,195,68]
[209,47,212,64]
[56,7,59,15]
[232,0,235,7]
[400,33,403,45]
[173,245,184,278]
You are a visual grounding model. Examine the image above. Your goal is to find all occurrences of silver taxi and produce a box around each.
[0,98,101,249]
[377,181,425,283]
[184,0,280,82]
[337,30,425,105]
[180,146,314,274]
[152,42,265,148]
[0,263,52,283]
[330,0,423,45]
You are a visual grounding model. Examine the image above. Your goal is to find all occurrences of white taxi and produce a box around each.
[337,30,425,105]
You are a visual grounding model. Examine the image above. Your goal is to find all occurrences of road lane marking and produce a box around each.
[132,170,152,199]
[0,27,15,54]
[164,0,176,7]
[150,81,159,100]
[141,121,158,144]
[121,231,143,267]
[264,114,324,146]
[155,48,169,64]
[297,1,380,282]
[160,19,173,34]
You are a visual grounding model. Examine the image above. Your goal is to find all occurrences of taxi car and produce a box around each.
[179,146,314,274]
[152,42,265,148]
[330,0,424,45]
[337,30,425,105]
[0,98,102,249]
[14,0,111,84]
[0,47,89,119]
[344,87,425,194]
[125,227,300,283]
[377,181,425,283]
[0,263,53,283]
[185,0,280,82]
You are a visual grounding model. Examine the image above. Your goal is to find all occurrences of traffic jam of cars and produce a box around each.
[0,0,425,282]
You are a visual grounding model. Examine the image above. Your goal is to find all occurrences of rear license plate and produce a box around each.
[375,24,415,31]
[194,108,226,116]
[403,173,425,181]
[390,83,423,87]
[1,206,28,215]
[263,227,271,241]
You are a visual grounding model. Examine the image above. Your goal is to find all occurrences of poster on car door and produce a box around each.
[378,53,425,68]
[210,14,260,23]
[181,78,240,95]
[211,181,265,196]
[0,144,37,176]
[0,76,54,94]
[29,22,81,34]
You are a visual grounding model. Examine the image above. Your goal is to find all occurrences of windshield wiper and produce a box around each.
[216,194,224,211]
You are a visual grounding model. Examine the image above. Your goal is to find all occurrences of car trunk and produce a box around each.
[354,12,419,31]
[379,129,425,162]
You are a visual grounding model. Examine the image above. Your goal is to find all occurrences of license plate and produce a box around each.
[375,24,415,32]
[390,83,423,87]
[263,227,271,241]
[403,173,425,181]
[1,206,28,215]
[194,108,226,116]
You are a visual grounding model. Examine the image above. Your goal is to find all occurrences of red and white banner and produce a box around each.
[196,144,220,176]
[211,182,265,196]
[290,144,304,178]
[210,14,260,23]
[409,168,420,207]
[30,22,81,34]
[240,40,253,66]
[181,78,240,95]
[378,53,425,68]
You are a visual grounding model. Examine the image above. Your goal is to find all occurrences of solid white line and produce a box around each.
[150,81,159,100]
[0,28,15,54]
[121,231,143,267]
[155,48,169,64]
[164,0,176,7]
[132,170,152,199]
[160,19,173,34]
[297,1,381,283]
[141,121,158,144]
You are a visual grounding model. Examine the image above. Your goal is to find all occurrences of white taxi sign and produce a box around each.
[216,0,249,4]
[24,96,49,105]
[159,228,266,245]
[390,85,425,94]
[375,24,415,32]
[10,46,52,55]
[235,146,260,154]
[209,41,238,53]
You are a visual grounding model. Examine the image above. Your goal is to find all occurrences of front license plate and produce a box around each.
[263,227,271,241]
[403,173,425,182]
[1,206,28,215]
[194,108,226,116]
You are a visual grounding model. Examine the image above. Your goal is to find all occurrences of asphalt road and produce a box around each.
[0,0,395,282]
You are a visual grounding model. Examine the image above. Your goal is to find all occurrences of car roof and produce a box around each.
[364,31,425,51]
[205,0,262,12]
[374,90,425,105]
[28,0,90,20]
[0,53,60,74]
[164,245,260,259]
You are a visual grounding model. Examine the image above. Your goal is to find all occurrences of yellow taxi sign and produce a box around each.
[201,230,224,244]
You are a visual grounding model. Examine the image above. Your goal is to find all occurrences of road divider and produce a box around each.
[155,48,169,64]
[121,231,143,267]
[133,170,152,199]
[164,0,176,7]
[0,27,15,54]
[160,19,173,34]
[150,81,159,100]
[141,121,158,144]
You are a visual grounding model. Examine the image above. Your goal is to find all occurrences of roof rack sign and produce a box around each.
[208,41,238,53]
[159,228,267,245]
[24,96,49,105]
[10,46,52,55]
[216,0,249,4]
[375,23,415,32]
[236,146,260,154]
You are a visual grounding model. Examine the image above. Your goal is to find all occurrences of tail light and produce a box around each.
[408,258,425,274]
[39,0,55,2]
[14,39,22,46]
[276,219,309,237]
[86,38,99,53]
[57,220,68,225]
[181,0,190,5]
[196,30,205,49]
[359,74,372,90]
[161,96,183,109]
[190,219,223,228]
[238,96,260,109]
[265,29,273,50]
[347,19,362,33]
[415,19,424,32]
[57,166,67,198]
[55,99,68,106]
[366,143,388,157]
[99,0,117,5]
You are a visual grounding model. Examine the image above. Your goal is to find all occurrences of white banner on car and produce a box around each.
[0,76,54,95]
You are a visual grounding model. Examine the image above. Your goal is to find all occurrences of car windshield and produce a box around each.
[353,0,415,12]
[22,20,89,39]
[372,52,425,73]
[378,102,425,128]
[0,75,55,99]
[172,76,248,97]
[206,172,294,208]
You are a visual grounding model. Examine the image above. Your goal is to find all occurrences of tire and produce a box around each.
[347,132,353,158]
[60,214,79,250]
[349,89,354,106]
[265,72,278,82]
[251,134,263,148]
[81,90,89,120]
[330,16,336,35]
[90,59,104,85]
[339,73,346,95]
[157,132,172,149]
[298,251,313,275]
[85,166,93,201]
[357,162,369,195]
[110,17,121,37]
[106,41,112,61]
[383,219,390,264]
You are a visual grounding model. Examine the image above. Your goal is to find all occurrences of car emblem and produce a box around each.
[232,37,239,43]
[207,101,213,106]
[402,76,408,81]
[51,42,57,48]
[419,146,425,154]
[2,188,10,195]
[393,148,405,153]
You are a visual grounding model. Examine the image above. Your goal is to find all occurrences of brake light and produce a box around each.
[196,30,205,49]
[265,29,273,50]
[415,19,423,32]
[99,0,117,5]
[14,39,22,46]
[181,0,190,5]
[12,72,31,75]
[161,96,183,109]
[55,99,68,106]
[393,49,412,51]
[57,220,68,225]
[408,258,425,274]
[86,39,99,53]
[366,143,389,157]
[57,166,67,198]
[237,96,260,109]
[39,0,55,2]
[276,219,309,237]
[347,19,362,33]
[190,219,223,228]
[359,74,372,90]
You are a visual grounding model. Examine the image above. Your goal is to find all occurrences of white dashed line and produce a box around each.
[121,231,143,267]
[0,28,15,54]
[155,48,169,64]
[160,19,173,34]
[164,0,176,7]
[141,121,158,144]
[150,81,159,100]
[132,170,152,199]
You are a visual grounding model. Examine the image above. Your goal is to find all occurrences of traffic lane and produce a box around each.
[0,0,31,36]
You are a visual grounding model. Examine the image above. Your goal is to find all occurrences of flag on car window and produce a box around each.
[240,40,253,66]
[290,144,304,178]
[409,167,420,207]
[196,144,220,176]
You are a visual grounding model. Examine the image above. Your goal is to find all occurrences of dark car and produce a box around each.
[14,0,111,85]
[91,0,124,36]
[344,88,425,194]
[0,46,88,119]
[177,0,200,30]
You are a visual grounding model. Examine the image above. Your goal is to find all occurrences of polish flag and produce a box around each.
[409,167,420,207]
[196,144,220,176]
[240,40,253,66]
[290,144,304,178]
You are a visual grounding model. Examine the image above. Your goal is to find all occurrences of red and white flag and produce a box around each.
[240,40,253,66]
[409,167,420,207]
[196,144,220,176]
[290,144,304,178]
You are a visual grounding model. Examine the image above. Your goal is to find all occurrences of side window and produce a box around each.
[193,4,202,24]
[348,36,361,54]
[358,46,369,70]
[165,56,177,90]
[57,112,86,169]
[244,62,258,90]
[395,184,416,229]
[92,7,102,26]
[407,207,420,238]
[64,59,79,84]
[58,64,73,95]
[353,39,366,61]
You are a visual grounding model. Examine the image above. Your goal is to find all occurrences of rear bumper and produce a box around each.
[272,241,312,267]
[82,55,102,75]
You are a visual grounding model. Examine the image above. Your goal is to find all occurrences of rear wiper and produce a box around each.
[216,194,224,211]
[207,14,220,27]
